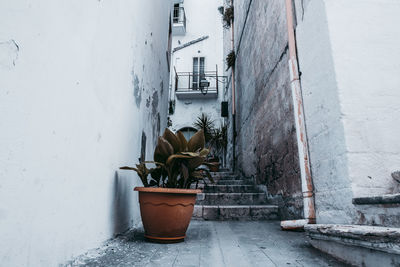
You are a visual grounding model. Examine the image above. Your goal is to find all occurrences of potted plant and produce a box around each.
[193,114,228,172]
[209,124,229,172]
[120,128,213,243]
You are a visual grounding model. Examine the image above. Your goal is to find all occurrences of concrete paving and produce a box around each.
[66,221,347,267]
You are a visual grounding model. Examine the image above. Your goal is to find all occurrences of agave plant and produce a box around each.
[193,113,214,143]
[121,128,214,189]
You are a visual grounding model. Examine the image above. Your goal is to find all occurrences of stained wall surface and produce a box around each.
[227,0,400,225]
[0,0,171,265]
[226,0,303,219]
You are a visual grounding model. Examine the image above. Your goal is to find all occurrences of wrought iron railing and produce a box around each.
[174,70,219,96]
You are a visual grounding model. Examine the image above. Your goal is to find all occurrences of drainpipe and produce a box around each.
[281,0,316,230]
[230,0,236,171]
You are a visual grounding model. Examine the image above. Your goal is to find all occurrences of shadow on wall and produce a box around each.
[110,170,142,236]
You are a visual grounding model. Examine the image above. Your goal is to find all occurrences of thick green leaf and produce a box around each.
[187,156,205,170]
[181,163,189,180]
[187,129,205,152]
[120,166,138,171]
[165,153,193,166]
[163,128,181,153]
[120,163,151,187]
[176,131,188,152]
[125,128,216,189]
[154,136,173,163]
[179,151,202,157]
[199,148,209,157]
[150,167,162,180]
[149,180,158,186]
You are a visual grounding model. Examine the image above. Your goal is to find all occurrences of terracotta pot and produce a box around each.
[134,187,201,243]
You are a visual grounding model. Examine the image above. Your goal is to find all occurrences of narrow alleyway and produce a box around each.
[67,221,345,267]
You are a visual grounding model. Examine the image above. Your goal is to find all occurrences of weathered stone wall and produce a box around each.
[227,0,303,219]
[226,0,400,226]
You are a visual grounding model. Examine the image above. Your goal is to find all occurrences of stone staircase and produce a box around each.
[192,172,279,220]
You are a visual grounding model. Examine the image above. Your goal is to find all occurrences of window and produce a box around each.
[173,4,180,23]
[178,127,198,141]
[192,57,205,89]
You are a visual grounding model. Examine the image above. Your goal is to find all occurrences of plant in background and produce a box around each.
[210,124,228,156]
[226,50,236,70]
[223,5,234,28]
[193,113,215,143]
[121,128,214,189]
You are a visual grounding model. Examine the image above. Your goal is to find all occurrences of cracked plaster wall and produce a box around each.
[0,0,171,266]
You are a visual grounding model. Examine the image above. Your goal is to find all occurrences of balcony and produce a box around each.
[172,6,186,35]
[174,71,219,99]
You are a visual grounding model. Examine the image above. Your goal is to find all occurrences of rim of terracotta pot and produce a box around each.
[134,187,202,194]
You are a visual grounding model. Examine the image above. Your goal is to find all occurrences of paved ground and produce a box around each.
[66,221,347,267]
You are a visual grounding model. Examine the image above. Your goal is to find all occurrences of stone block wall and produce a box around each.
[226,0,400,226]
[225,0,304,219]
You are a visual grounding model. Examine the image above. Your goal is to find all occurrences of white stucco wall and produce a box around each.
[297,0,400,225]
[0,0,171,266]
[169,0,225,132]
[325,0,400,197]
[296,0,354,225]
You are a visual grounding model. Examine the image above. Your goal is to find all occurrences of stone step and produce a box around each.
[193,179,253,186]
[210,172,235,176]
[210,173,240,179]
[215,175,246,180]
[193,205,279,220]
[215,179,253,185]
[305,224,400,266]
[196,192,268,205]
[203,185,258,193]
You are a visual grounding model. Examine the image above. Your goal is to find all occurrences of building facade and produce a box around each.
[168,0,225,145]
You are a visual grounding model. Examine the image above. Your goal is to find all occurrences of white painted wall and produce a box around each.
[169,0,225,132]
[325,0,400,197]
[296,0,400,225]
[296,0,354,225]
[0,0,171,266]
